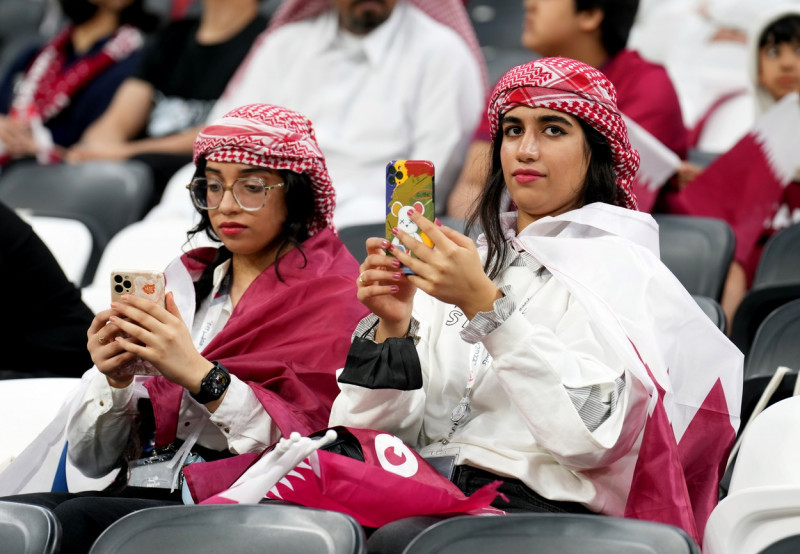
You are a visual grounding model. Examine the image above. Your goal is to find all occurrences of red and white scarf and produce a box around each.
[10,24,143,124]
[487,57,641,211]
[193,103,337,236]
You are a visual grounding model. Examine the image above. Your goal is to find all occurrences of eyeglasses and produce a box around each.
[186,177,285,211]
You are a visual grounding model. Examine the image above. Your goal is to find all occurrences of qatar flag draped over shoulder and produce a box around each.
[623,114,682,212]
[192,427,503,528]
[512,205,743,542]
[680,92,800,266]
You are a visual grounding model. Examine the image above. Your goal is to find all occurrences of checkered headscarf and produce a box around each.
[193,104,336,235]
[488,57,640,210]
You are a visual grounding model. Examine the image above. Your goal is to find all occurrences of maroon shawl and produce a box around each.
[144,228,367,446]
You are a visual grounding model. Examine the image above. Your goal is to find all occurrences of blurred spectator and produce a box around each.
[0,201,94,379]
[0,0,157,168]
[66,0,268,209]
[676,3,800,323]
[448,0,687,218]
[208,0,486,227]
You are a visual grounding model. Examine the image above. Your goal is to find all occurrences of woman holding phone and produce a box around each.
[331,57,742,551]
[1,103,367,552]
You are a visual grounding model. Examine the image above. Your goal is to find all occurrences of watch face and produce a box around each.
[208,368,231,396]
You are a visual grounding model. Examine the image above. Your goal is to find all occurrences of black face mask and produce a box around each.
[58,0,99,25]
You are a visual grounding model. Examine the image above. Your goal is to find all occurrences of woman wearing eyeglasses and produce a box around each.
[0,104,367,552]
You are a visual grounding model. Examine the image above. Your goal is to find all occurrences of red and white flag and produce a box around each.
[197,427,503,528]
[624,114,682,212]
[680,92,800,267]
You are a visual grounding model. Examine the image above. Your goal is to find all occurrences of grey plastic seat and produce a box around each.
[0,160,153,285]
[89,504,366,554]
[338,222,386,260]
[402,513,701,554]
[740,299,800,426]
[721,299,800,499]
[654,214,735,301]
[759,534,800,554]
[692,294,726,333]
[752,223,800,288]
[730,223,800,355]
[0,501,61,554]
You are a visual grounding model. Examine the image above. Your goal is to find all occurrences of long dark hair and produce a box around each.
[187,158,316,309]
[465,118,618,279]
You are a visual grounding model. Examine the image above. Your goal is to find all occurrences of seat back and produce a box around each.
[703,486,800,554]
[21,214,94,287]
[654,214,735,301]
[0,161,154,283]
[744,299,800,383]
[729,397,800,495]
[337,223,385,260]
[80,217,212,314]
[692,294,726,333]
[753,223,800,288]
[730,284,800,356]
[89,504,366,554]
[759,535,800,554]
[403,513,700,554]
[0,501,61,554]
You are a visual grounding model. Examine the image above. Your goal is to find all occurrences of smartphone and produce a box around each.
[110,270,166,376]
[385,160,435,274]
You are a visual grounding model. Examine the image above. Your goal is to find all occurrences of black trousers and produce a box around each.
[1,487,182,553]
[365,465,595,554]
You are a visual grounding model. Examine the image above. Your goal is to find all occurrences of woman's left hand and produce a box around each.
[109,291,211,391]
[392,211,502,319]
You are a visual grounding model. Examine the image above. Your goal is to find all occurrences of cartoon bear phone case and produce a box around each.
[385,160,435,274]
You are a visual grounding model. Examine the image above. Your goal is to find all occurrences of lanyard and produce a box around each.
[442,343,492,445]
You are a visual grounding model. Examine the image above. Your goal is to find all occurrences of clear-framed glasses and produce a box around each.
[186,177,285,211]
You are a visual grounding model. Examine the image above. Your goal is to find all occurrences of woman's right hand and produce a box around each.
[87,309,136,388]
[357,237,416,341]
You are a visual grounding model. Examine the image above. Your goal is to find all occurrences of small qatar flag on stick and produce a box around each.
[201,427,503,528]
[680,92,800,265]
[623,114,682,213]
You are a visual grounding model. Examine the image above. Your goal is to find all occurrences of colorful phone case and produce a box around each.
[110,270,166,376]
[385,160,435,274]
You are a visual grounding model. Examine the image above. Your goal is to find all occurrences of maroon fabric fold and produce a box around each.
[145,228,368,446]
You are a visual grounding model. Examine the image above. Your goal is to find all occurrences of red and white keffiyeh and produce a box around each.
[193,104,336,235]
[488,57,640,210]
[263,0,487,88]
[10,24,142,124]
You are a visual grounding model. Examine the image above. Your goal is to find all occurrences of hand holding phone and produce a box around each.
[385,160,435,274]
[110,270,166,376]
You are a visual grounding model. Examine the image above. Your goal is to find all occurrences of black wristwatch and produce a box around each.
[190,361,231,404]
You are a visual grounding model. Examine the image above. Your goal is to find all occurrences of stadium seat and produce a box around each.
[466,0,534,83]
[730,223,800,354]
[17,213,94,287]
[80,217,213,314]
[708,397,800,554]
[654,214,735,301]
[403,513,700,554]
[720,301,800,498]
[758,535,800,554]
[751,223,800,288]
[338,223,385,260]
[0,500,61,554]
[739,299,800,429]
[89,504,366,554]
[0,161,154,286]
[692,294,727,332]
[730,284,800,356]
[703,487,800,554]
